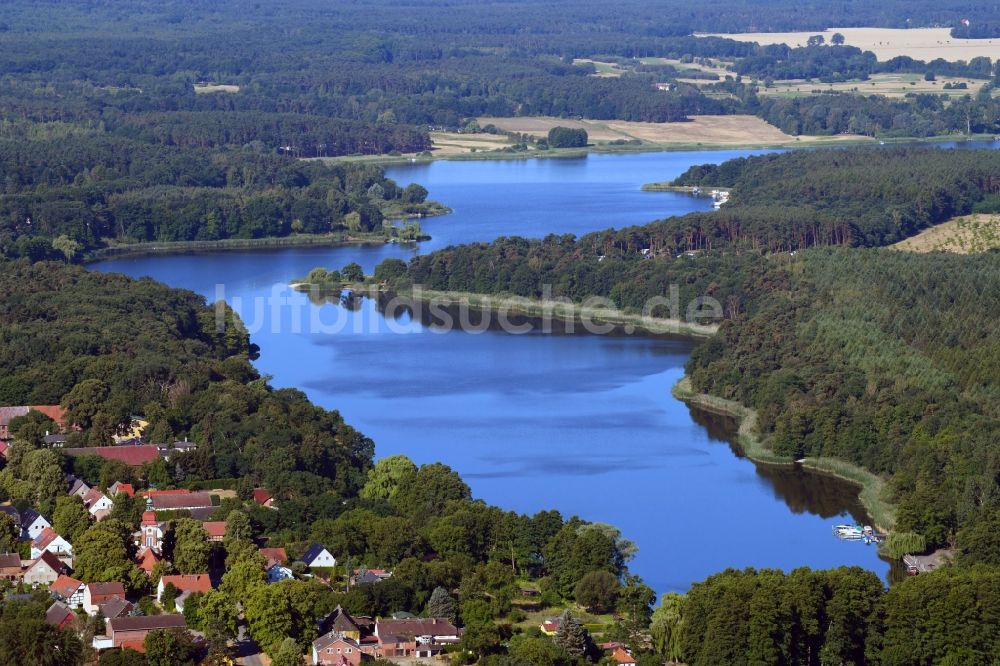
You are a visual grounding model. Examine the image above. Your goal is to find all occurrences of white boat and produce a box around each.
[833,524,864,539]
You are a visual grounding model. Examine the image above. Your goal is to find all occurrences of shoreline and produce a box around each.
[672,377,896,532]
[400,288,720,338]
[83,234,410,264]
[324,132,997,166]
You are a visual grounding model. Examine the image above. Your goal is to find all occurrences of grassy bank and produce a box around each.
[404,288,720,338]
[672,377,896,531]
[84,233,395,263]
[641,183,732,193]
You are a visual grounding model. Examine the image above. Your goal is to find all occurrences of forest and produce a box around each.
[0,132,439,258]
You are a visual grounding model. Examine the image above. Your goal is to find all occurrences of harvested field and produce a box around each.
[477,115,870,146]
[194,83,240,94]
[698,27,999,62]
[759,72,993,98]
[430,131,519,155]
[893,214,1000,253]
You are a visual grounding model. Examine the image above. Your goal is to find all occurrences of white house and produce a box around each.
[268,563,295,583]
[20,509,51,541]
[300,544,336,569]
[82,488,113,520]
[83,582,125,616]
[31,528,73,560]
[50,575,85,608]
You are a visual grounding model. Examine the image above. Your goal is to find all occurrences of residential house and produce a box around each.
[260,547,293,583]
[320,606,363,641]
[45,601,77,631]
[0,405,67,440]
[82,487,113,520]
[20,509,52,541]
[23,551,69,585]
[61,445,160,467]
[100,598,134,619]
[50,574,85,608]
[351,568,392,585]
[99,614,186,650]
[84,582,126,615]
[31,527,73,561]
[301,544,337,569]
[312,633,366,666]
[252,488,276,508]
[610,647,637,666]
[373,618,462,659]
[202,521,226,542]
[108,482,135,497]
[0,553,22,581]
[540,618,561,635]
[157,574,211,612]
[135,511,167,553]
[66,475,90,499]
[44,432,67,447]
[156,440,197,461]
[147,491,214,512]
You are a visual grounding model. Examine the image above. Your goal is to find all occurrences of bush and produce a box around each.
[881,531,927,559]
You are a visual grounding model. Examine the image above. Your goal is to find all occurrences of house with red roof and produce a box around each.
[31,527,73,561]
[157,574,212,612]
[61,445,160,466]
[108,482,135,497]
[202,521,226,542]
[82,487,113,520]
[51,574,85,607]
[84,582,126,615]
[252,488,276,508]
[312,633,366,666]
[0,405,67,440]
[610,647,636,666]
[136,546,161,575]
[99,614,186,650]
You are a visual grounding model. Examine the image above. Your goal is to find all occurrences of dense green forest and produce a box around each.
[0,133,439,258]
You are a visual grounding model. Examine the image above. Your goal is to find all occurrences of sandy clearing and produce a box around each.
[893,214,1000,253]
[478,115,870,146]
[430,131,518,155]
[698,28,1000,62]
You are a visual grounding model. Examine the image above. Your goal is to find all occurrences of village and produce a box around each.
[0,405,640,666]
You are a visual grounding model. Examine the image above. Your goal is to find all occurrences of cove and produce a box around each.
[93,148,896,593]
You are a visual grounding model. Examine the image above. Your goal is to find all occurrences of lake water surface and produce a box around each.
[94,149,903,592]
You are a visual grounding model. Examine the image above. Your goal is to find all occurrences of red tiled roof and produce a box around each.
[252,488,273,504]
[51,575,83,598]
[259,547,288,569]
[0,442,8,457]
[82,487,108,507]
[109,615,186,633]
[87,581,125,601]
[160,574,211,594]
[29,405,67,427]
[33,527,60,550]
[136,547,161,574]
[142,489,191,497]
[61,445,160,466]
[112,482,135,497]
[611,648,636,664]
[202,521,226,539]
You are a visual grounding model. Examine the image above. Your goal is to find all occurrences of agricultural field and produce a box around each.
[698,27,999,62]
[757,73,995,99]
[429,131,521,155]
[893,214,1000,253]
[573,58,628,77]
[193,82,240,93]
[477,115,870,147]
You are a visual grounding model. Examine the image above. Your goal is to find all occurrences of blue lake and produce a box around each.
[93,148,906,592]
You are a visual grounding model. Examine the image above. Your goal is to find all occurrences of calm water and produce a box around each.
[94,148,904,592]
